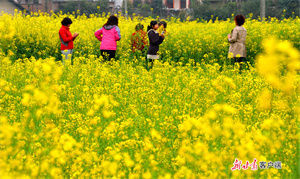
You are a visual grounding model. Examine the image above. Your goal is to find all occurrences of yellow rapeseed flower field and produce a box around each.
[0,11,299,178]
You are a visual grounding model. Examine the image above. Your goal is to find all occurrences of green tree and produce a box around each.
[150,0,163,17]
[58,0,110,15]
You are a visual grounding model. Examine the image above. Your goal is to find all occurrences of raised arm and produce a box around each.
[95,28,103,41]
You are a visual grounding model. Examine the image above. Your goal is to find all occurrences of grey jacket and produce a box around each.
[228,26,247,58]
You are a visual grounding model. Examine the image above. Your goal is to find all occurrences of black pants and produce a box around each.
[231,57,249,71]
[232,57,246,63]
[101,50,116,61]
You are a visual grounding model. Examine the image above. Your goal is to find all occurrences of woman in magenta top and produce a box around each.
[95,15,121,61]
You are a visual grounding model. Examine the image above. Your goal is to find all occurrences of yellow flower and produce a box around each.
[142,171,152,179]
[257,88,272,111]
[123,153,134,168]
[0,12,298,178]
[257,38,300,94]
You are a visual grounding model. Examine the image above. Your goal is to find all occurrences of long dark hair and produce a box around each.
[104,15,119,27]
[147,21,158,32]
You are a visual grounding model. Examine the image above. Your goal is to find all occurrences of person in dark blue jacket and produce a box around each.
[146,21,165,71]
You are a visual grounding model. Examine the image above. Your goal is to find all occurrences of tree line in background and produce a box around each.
[191,0,299,20]
[58,0,299,20]
[58,1,109,15]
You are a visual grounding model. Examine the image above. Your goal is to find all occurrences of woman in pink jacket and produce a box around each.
[95,15,121,61]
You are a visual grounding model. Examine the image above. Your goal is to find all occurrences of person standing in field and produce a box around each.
[228,15,247,71]
[59,17,79,65]
[95,15,121,61]
[146,21,165,71]
[131,23,148,53]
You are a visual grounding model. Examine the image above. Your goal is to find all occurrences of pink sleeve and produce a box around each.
[95,28,103,41]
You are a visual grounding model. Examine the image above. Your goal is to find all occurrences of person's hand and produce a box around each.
[73,33,79,39]
[227,34,231,39]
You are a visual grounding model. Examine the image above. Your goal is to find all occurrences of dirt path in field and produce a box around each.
[0,0,20,14]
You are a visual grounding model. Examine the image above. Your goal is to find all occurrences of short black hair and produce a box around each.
[235,15,245,26]
[61,17,72,26]
[104,15,119,26]
[159,21,167,28]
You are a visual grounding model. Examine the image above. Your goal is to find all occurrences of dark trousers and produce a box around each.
[232,57,246,63]
[231,57,249,72]
[101,50,116,61]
